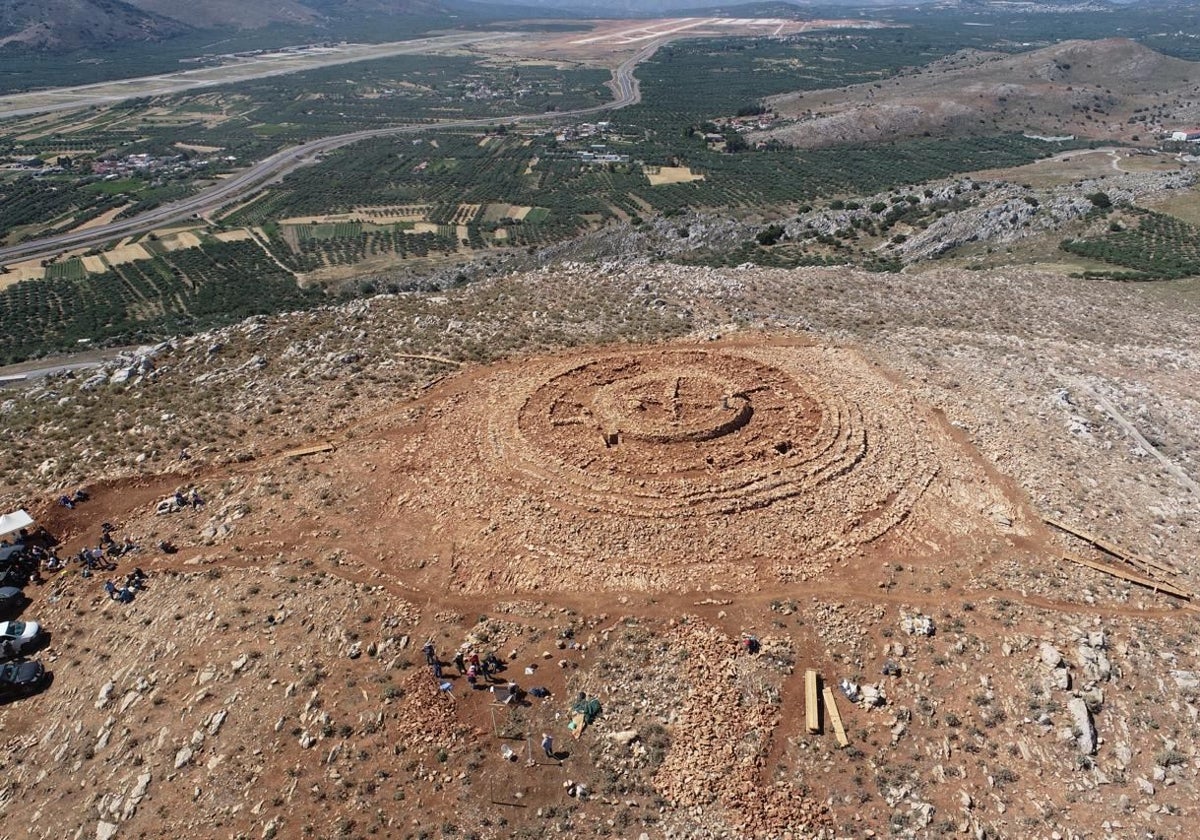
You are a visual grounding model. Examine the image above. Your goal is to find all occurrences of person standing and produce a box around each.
[422,640,436,666]
[541,732,554,760]
[454,650,466,675]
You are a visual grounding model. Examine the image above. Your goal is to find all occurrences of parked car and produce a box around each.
[0,660,45,698]
[0,621,41,657]
[0,587,24,614]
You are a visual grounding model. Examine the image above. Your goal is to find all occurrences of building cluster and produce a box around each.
[442,75,543,102]
[555,121,612,143]
[0,156,70,175]
[576,145,630,165]
[713,114,779,133]
[90,153,226,180]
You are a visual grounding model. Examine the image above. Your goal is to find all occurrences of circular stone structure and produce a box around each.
[396,338,1013,593]
[494,346,927,522]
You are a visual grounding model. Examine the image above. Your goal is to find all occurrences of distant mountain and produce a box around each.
[124,0,324,29]
[0,0,187,50]
[672,2,812,17]
[0,0,453,52]
[305,0,445,13]
[471,0,809,13]
[125,0,445,29]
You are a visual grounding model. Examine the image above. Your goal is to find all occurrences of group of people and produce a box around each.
[74,523,138,576]
[0,529,53,587]
[424,641,517,694]
[157,488,204,515]
[457,649,506,688]
[419,639,573,766]
[38,505,151,603]
[56,489,89,509]
[104,568,147,604]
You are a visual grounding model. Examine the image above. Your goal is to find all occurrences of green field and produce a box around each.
[85,178,144,195]
[1062,210,1200,280]
[0,241,320,363]
[44,258,87,281]
[0,55,610,245]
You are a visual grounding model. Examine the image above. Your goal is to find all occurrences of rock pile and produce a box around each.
[652,621,826,838]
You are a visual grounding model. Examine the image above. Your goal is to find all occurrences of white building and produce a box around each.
[1170,128,1200,141]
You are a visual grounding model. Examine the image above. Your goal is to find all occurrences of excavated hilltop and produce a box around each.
[393,338,1020,594]
[0,261,1198,839]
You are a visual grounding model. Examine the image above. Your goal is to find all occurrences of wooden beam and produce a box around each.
[1062,553,1193,601]
[278,442,335,459]
[395,353,462,367]
[1084,386,1200,495]
[805,669,820,734]
[822,686,849,748]
[1045,516,1178,576]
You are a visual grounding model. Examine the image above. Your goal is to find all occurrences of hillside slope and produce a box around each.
[760,39,1200,147]
[125,0,323,29]
[1,256,1199,840]
[0,0,447,51]
[0,0,187,50]
[125,0,445,29]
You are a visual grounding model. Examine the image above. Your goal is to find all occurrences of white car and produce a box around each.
[0,621,41,656]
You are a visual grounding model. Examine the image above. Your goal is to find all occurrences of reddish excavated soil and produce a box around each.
[3,333,1197,840]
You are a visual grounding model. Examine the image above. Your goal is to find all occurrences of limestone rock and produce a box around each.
[1040,643,1063,668]
[1066,697,1096,756]
[173,746,193,770]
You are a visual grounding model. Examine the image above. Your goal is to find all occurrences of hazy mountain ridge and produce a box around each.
[123,0,324,30]
[0,0,447,52]
[0,0,188,50]
[126,0,445,29]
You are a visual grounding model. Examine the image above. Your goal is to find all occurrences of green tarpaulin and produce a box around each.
[571,697,601,724]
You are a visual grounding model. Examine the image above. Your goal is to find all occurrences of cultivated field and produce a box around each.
[644,165,704,186]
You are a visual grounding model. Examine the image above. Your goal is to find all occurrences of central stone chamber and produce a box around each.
[592,369,753,445]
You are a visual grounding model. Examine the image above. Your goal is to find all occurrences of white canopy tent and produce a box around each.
[0,510,34,539]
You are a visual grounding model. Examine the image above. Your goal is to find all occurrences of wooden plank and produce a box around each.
[1085,386,1200,496]
[1045,516,1178,576]
[569,712,587,740]
[805,669,820,734]
[822,686,849,748]
[1062,553,1193,600]
[395,353,462,366]
[278,442,335,459]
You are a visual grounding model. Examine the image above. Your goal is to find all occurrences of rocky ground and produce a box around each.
[0,257,1199,839]
[758,39,1200,148]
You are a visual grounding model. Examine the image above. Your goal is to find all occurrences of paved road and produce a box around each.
[0,360,108,387]
[0,41,659,269]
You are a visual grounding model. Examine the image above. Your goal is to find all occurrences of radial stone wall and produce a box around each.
[401,340,1009,593]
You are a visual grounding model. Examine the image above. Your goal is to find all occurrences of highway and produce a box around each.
[0,41,659,269]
